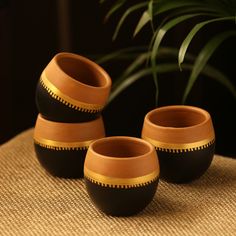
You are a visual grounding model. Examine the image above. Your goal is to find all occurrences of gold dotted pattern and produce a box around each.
[84,167,159,188]
[39,75,103,113]
[143,136,215,153]
[34,137,93,151]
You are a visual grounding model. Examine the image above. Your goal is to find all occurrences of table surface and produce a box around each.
[0,129,236,236]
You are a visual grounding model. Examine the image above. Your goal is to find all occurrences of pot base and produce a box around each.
[36,81,100,122]
[158,142,215,183]
[85,178,159,216]
[34,143,87,178]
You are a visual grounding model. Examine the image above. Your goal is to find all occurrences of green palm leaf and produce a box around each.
[104,0,126,21]
[133,11,152,37]
[150,13,203,103]
[178,16,235,68]
[109,64,177,103]
[119,53,148,80]
[96,46,147,64]
[133,0,207,37]
[151,14,203,61]
[108,63,236,104]
[101,0,236,105]
[112,2,148,41]
[111,53,149,92]
[182,30,236,103]
[107,46,198,91]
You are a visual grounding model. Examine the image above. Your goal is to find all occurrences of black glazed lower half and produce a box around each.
[85,178,159,216]
[34,143,87,178]
[35,81,100,122]
[157,142,215,183]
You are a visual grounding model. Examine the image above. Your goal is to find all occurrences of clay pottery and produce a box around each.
[33,114,105,178]
[84,136,160,216]
[142,105,215,183]
[36,52,112,122]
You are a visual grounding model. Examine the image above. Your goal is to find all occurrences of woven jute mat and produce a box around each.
[0,129,235,236]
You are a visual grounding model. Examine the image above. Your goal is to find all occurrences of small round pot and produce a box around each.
[142,105,215,183]
[84,136,160,216]
[36,52,112,122]
[33,114,105,178]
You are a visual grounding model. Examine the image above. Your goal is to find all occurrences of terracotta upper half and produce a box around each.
[34,114,105,142]
[142,105,215,143]
[84,136,160,178]
[43,52,112,105]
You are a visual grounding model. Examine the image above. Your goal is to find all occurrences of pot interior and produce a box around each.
[149,107,207,128]
[92,138,150,158]
[57,56,106,87]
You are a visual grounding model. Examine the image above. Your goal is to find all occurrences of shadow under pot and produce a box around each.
[142,105,215,184]
[33,114,105,178]
[36,52,112,122]
[84,136,160,216]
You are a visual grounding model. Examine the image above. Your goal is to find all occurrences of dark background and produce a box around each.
[0,0,235,157]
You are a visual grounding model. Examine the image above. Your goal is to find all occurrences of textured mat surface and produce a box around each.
[0,129,235,236]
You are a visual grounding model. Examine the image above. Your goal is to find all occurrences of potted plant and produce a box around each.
[98,0,236,156]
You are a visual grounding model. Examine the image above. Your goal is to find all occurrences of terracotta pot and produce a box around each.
[142,105,215,183]
[84,136,160,216]
[33,114,105,178]
[36,52,112,122]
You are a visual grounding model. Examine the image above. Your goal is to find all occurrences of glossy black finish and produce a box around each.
[157,142,215,183]
[85,178,159,216]
[34,143,87,178]
[35,81,100,122]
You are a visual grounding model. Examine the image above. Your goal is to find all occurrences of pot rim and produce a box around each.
[88,136,155,161]
[145,105,211,131]
[53,52,112,90]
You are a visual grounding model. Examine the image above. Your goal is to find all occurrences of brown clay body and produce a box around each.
[84,136,160,216]
[142,105,215,183]
[34,114,105,178]
[36,52,112,122]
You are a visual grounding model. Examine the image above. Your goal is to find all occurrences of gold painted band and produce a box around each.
[40,71,103,112]
[142,136,215,151]
[34,136,96,149]
[84,166,159,188]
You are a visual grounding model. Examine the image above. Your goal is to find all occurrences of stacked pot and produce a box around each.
[33,52,112,178]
